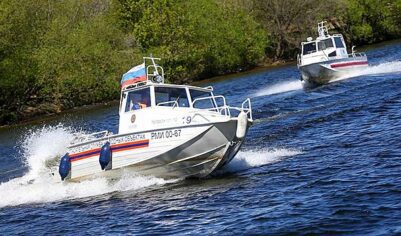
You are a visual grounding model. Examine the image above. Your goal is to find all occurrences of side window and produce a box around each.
[155,87,189,107]
[318,38,334,51]
[334,37,345,48]
[125,88,151,112]
[302,42,317,55]
[190,89,215,109]
[318,41,324,51]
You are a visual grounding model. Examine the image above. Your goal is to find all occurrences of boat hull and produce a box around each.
[299,56,368,86]
[64,119,250,182]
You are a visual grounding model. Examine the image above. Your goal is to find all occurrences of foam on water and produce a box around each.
[333,60,401,82]
[253,61,401,97]
[223,148,302,172]
[253,80,303,97]
[19,125,77,179]
[0,125,172,208]
[0,125,301,208]
[0,171,172,208]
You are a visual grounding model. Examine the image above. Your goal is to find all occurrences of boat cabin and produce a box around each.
[118,57,221,134]
[120,84,216,112]
[298,21,349,66]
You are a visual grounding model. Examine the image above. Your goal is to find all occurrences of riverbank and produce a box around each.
[193,59,295,86]
[0,101,119,130]
[0,59,293,129]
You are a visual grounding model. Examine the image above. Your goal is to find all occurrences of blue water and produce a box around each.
[2,42,401,235]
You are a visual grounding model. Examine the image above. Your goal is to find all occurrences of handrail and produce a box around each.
[192,95,226,107]
[241,98,253,120]
[192,95,230,116]
[191,95,253,121]
[156,101,179,107]
[349,52,366,58]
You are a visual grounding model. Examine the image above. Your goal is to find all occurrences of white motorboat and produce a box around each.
[56,57,253,182]
[297,21,369,85]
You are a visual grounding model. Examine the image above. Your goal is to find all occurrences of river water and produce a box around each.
[1,42,401,234]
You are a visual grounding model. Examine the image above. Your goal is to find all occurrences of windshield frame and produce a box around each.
[122,86,152,113]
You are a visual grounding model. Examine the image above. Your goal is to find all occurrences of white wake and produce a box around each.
[223,148,302,172]
[333,60,401,82]
[254,61,401,97]
[253,80,303,97]
[0,125,173,208]
[0,125,301,208]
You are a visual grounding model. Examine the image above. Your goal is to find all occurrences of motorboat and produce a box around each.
[297,21,369,85]
[56,57,253,182]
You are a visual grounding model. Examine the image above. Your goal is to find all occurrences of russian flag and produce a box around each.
[121,63,146,88]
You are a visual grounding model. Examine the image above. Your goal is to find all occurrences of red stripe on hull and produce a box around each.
[70,148,101,158]
[112,144,148,153]
[330,61,368,68]
[111,140,148,148]
[70,139,149,162]
[70,153,99,162]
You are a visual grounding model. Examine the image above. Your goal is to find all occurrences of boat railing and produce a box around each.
[192,95,253,120]
[241,98,253,120]
[156,101,179,108]
[226,98,253,120]
[192,95,228,115]
[349,52,366,58]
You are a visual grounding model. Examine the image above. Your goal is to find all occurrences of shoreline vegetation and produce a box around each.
[1,0,401,126]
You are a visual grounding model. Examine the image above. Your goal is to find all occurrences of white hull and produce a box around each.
[62,119,249,182]
[300,56,368,85]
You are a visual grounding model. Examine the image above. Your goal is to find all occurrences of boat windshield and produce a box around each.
[303,42,317,55]
[190,89,216,109]
[125,87,151,112]
[155,87,190,107]
[318,38,334,51]
[334,37,345,48]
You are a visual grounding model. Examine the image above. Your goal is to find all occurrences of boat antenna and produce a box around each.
[318,21,329,38]
[143,55,164,83]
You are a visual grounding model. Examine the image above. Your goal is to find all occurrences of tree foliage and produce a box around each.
[0,0,137,124]
[1,0,401,125]
[117,0,267,83]
[344,0,401,44]
[250,0,343,59]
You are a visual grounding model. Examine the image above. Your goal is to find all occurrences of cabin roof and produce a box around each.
[122,82,213,93]
[301,34,344,46]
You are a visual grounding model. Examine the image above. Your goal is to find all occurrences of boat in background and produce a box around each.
[297,21,369,85]
[55,57,253,182]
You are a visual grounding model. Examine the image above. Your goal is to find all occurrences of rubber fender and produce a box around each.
[99,141,112,170]
[236,111,248,139]
[59,153,71,181]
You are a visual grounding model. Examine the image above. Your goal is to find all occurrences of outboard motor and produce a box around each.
[99,141,112,170]
[59,153,71,181]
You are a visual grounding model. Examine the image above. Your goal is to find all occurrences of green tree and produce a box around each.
[0,0,139,124]
[117,0,267,82]
[251,0,342,60]
[345,0,401,44]
[0,0,50,122]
